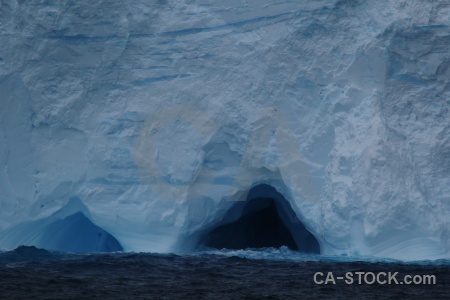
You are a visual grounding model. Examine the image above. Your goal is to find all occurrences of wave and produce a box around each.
[189,246,450,266]
[1,245,449,267]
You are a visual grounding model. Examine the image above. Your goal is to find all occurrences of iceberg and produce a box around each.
[0,0,449,260]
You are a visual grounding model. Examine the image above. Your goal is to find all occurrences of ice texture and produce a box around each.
[0,0,449,260]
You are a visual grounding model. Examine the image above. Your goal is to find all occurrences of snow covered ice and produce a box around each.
[0,0,449,261]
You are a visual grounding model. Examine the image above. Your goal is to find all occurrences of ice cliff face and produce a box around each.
[0,0,449,260]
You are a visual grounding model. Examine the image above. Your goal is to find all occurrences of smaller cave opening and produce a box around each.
[0,197,123,253]
[197,184,320,253]
[39,212,123,253]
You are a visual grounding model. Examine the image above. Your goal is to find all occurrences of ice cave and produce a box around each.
[0,198,122,253]
[197,184,320,253]
[35,212,123,253]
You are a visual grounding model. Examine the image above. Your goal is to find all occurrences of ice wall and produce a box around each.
[0,0,449,260]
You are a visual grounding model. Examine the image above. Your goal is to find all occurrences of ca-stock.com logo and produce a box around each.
[133,2,322,223]
[135,101,320,204]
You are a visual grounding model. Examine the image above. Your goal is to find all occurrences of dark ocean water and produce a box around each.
[0,246,449,300]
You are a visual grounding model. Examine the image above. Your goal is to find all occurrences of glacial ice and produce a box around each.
[0,0,449,260]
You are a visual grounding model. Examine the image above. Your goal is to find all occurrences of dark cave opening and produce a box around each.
[198,184,320,253]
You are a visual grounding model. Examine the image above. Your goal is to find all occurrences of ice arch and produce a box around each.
[0,198,123,253]
[196,184,320,253]
[34,212,123,253]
